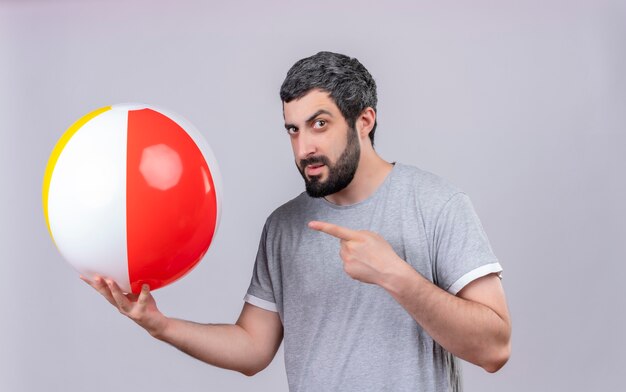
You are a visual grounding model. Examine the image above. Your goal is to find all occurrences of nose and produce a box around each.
[294,130,317,161]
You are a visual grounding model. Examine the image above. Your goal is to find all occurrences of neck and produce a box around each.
[324,149,393,206]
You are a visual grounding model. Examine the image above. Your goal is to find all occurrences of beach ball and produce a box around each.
[42,104,222,293]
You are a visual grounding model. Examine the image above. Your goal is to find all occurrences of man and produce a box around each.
[83,51,511,391]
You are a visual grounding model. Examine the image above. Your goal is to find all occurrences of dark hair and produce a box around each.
[280,51,378,146]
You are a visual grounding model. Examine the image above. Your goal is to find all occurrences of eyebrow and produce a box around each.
[284,109,333,131]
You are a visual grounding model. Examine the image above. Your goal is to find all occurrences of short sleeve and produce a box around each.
[433,193,502,295]
[244,223,279,312]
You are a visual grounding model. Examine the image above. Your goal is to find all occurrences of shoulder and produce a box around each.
[264,191,312,230]
[393,163,474,238]
[393,163,463,206]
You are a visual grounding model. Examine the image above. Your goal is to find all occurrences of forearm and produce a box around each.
[84,277,279,376]
[381,262,511,372]
[152,318,263,376]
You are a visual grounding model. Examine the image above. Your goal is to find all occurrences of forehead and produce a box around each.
[283,89,342,123]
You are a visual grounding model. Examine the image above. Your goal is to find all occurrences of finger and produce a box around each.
[106,279,131,312]
[137,284,152,307]
[308,221,359,241]
[83,275,118,307]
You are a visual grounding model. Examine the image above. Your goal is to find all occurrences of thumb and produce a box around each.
[138,283,152,305]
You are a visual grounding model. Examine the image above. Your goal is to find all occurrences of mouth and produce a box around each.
[305,163,325,177]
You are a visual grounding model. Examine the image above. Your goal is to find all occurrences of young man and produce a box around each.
[83,51,511,392]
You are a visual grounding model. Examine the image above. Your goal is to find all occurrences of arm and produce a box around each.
[382,267,511,372]
[308,221,511,373]
[81,276,283,376]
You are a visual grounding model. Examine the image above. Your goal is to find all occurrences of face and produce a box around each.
[283,90,361,198]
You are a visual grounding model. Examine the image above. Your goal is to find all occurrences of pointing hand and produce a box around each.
[308,221,405,286]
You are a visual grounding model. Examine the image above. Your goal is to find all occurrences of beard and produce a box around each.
[296,126,360,198]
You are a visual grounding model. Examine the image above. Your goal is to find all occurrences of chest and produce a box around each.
[276,212,433,307]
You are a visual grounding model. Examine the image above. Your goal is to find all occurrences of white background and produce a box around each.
[1,1,625,391]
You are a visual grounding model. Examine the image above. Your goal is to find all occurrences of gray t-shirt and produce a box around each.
[245,163,502,391]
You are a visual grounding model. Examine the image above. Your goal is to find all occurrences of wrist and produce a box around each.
[380,258,424,297]
[147,315,171,340]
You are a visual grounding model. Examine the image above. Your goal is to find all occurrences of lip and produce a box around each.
[305,164,325,176]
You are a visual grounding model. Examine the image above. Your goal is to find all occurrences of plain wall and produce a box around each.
[1,1,624,391]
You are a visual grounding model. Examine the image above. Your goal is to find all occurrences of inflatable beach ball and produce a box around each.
[43,104,222,294]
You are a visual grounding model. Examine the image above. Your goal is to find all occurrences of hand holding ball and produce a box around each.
[43,104,222,293]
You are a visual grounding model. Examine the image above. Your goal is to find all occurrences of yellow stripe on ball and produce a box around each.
[42,106,112,242]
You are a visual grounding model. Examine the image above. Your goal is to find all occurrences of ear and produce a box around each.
[356,107,376,142]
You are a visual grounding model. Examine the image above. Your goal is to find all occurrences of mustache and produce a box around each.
[300,156,330,168]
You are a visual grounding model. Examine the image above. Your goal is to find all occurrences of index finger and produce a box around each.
[308,221,359,241]
[80,275,117,307]
[106,279,132,312]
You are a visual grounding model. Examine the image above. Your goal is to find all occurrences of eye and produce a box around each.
[286,126,298,135]
[313,119,326,129]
